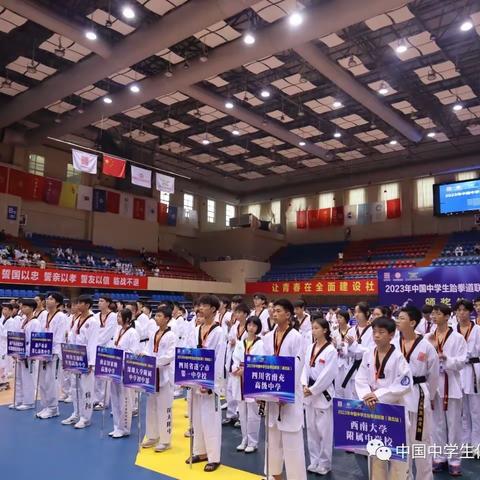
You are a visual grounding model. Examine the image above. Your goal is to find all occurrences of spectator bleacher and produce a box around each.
[431,231,480,266]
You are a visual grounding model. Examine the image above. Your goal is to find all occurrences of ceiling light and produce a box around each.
[54,46,65,58]
[289,12,303,27]
[453,103,463,111]
[122,6,135,19]
[77,107,84,114]
[26,61,37,74]
[202,138,210,145]
[199,52,208,63]
[460,20,473,32]
[225,101,234,109]
[103,96,112,104]
[299,141,306,146]
[332,100,343,108]
[164,64,173,78]
[85,30,97,41]
[427,69,437,82]
[333,131,342,138]
[1,78,12,88]
[298,107,305,117]
[54,117,61,124]
[427,131,436,138]
[389,139,398,145]
[378,83,389,95]
[138,130,146,137]
[260,89,270,98]
[232,129,240,136]
[183,60,190,70]
[396,39,408,54]
[129,84,140,93]
[348,55,357,68]
[165,118,171,127]
[243,33,255,45]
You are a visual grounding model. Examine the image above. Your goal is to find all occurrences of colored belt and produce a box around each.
[342,359,362,389]
[308,377,332,401]
[413,376,426,441]
[469,358,479,393]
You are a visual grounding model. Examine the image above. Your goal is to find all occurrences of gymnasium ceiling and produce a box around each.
[0,0,480,199]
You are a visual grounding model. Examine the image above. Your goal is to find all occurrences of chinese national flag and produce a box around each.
[158,203,168,225]
[296,210,307,229]
[318,207,331,227]
[133,198,145,220]
[7,169,29,198]
[0,166,8,193]
[106,191,120,214]
[331,206,345,226]
[102,155,126,178]
[387,198,402,219]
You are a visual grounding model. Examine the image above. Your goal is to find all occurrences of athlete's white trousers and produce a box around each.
[462,393,480,447]
[38,356,60,410]
[225,373,238,419]
[193,392,222,463]
[72,371,94,421]
[145,383,174,444]
[306,405,333,470]
[432,396,462,465]
[238,400,260,447]
[407,409,433,480]
[17,359,38,406]
[111,381,134,434]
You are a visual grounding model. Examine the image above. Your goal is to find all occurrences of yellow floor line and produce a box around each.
[135,398,263,480]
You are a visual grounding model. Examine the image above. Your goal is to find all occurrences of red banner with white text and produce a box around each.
[246,279,378,295]
[0,266,148,290]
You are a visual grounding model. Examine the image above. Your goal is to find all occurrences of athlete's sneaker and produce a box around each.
[236,442,246,452]
[64,396,73,403]
[154,443,171,452]
[112,430,128,438]
[74,418,91,429]
[37,408,59,419]
[141,438,159,448]
[244,446,257,453]
[61,414,79,425]
[315,467,330,476]
[16,404,34,411]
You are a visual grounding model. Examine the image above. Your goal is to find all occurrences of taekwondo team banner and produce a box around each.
[0,265,148,290]
[333,398,407,462]
[244,355,295,403]
[61,343,89,374]
[7,331,25,359]
[94,346,124,383]
[378,266,480,308]
[29,332,53,361]
[123,353,156,394]
[174,348,215,390]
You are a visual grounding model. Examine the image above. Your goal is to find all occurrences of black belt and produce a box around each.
[469,358,479,393]
[413,377,426,441]
[140,338,148,343]
[342,359,362,388]
[308,377,332,401]
[468,357,480,364]
[413,376,426,384]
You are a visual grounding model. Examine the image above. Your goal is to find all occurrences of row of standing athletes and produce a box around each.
[2,292,480,479]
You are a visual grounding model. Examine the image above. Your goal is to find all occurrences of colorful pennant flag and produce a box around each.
[26,174,45,201]
[0,166,8,193]
[167,205,177,226]
[72,148,98,174]
[387,198,402,219]
[43,178,62,205]
[357,203,371,225]
[120,193,133,217]
[371,202,387,223]
[344,205,358,226]
[76,185,93,211]
[158,203,168,225]
[331,206,344,226]
[7,169,29,198]
[133,198,145,220]
[145,199,157,223]
[93,189,107,212]
[131,165,151,188]
[296,210,307,229]
[106,191,120,214]
[155,172,175,194]
[103,155,126,178]
[59,182,78,209]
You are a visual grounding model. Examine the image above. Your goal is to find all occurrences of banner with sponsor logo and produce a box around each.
[378,266,480,308]
[0,266,148,290]
[246,279,378,296]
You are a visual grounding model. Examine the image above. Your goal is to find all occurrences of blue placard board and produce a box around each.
[378,266,480,308]
[123,353,156,394]
[94,346,124,383]
[244,354,295,403]
[61,343,88,374]
[7,331,25,359]
[7,205,17,221]
[30,332,53,360]
[333,398,407,462]
[174,347,215,390]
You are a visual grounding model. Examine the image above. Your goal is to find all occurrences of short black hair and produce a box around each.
[231,295,243,304]
[374,305,392,319]
[178,306,186,315]
[246,315,262,335]
[35,294,46,301]
[433,303,452,317]
[2,303,13,310]
[372,316,396,334]
[159,300,174,310]
[126,302,138,311]
[48,292,64,306]
[99,296,113,304]
[142,303,152,312]
[421,304,433,315]
[220,297,231,308]
[197,294,220,311]
[65,302,72,309]
[253,293,267,303]
[311,315,332,342]
[156,305,172,320]
[21,298,37,309]
[356,301,370,319]
[400,306,422,327]
[455,298,474,312]
[77,294,93,308]
[293,300,306,309]
[119,308,133,325]
[234,303,251,316]
[173,301,181,308]
[273,298,294,317]
[337,310,350,325]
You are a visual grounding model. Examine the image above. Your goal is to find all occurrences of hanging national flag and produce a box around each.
[7,169,29,198]
[357,204,371,225]
[387,198,402,219]
[43,178,62,205]
[102,154,126,178]
[331,206,344,226]
[155,173,175,194]
[307,209,322,229]
[344,205,358,226]
[0,166,8,193]
[72,148,98,174]
[76,185,93,211]
[131,165,151,188]
[318,208,332,227]
[158,203,168,225]
[145,199,157,223]
[167,205,177,226]
[296,210,307,229]
[133,198,145,220]
[106,191,120,214]
[93,189,107,212]
[120,193,133,217]
[26,173,45,201]
[59,182,78,209]
[371,202,386,223]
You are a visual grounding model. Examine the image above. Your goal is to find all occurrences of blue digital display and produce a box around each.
[434,179,480,216]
